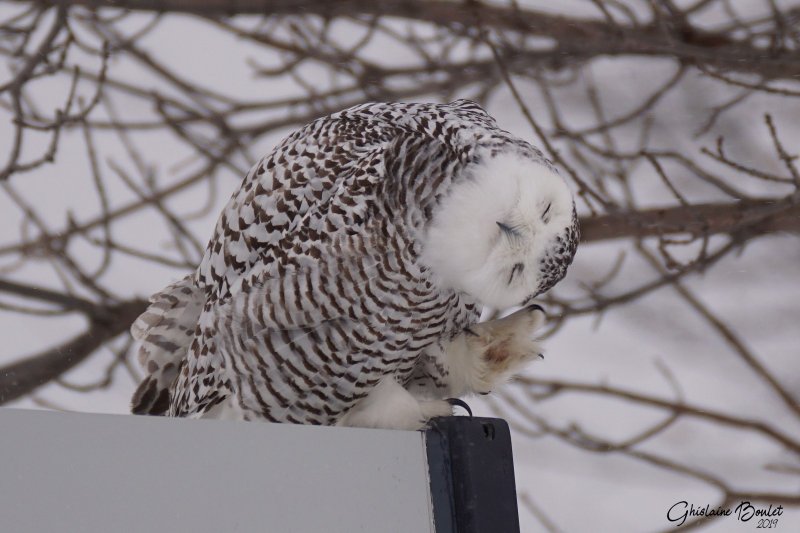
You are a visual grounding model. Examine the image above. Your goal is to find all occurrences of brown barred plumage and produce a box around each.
[131,100,578,427]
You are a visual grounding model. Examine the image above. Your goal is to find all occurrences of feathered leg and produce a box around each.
[337,376,453,430]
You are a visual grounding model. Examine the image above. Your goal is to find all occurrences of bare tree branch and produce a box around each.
[580,198,800,242]
[34,0,800,80]
[0,299,145,404]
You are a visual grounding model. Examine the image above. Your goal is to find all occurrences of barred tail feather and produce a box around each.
[131,275,204,415]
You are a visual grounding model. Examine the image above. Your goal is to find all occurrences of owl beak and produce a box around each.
[496,221,513,233]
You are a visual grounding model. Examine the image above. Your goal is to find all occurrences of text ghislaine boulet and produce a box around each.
[667,501,783,527]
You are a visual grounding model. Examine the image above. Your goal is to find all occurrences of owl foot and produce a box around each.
[338,376,453,431]
[442,304,547,396]
[419,399,456,422]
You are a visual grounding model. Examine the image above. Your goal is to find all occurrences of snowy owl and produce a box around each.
[131,100,579,430]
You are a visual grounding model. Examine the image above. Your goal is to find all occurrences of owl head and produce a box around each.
[420,151,579,309]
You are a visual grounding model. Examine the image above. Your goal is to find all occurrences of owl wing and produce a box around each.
[130,275,204,415]
[195,99,496,302]
[212,252,389,424]
[168,108,398,417]
[174,130,463,422]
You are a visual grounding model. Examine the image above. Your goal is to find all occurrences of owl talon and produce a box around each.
[446,397,473,417]
[526,303,545,315]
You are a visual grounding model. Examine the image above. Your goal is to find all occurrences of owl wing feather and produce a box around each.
[130,275,204,415]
